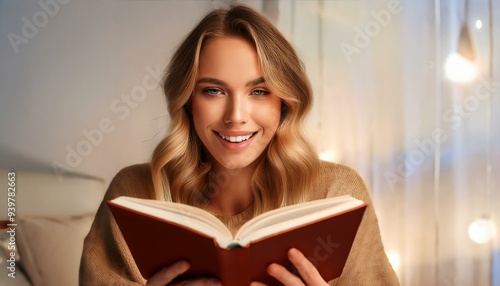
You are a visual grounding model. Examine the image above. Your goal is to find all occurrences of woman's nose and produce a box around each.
[224,94,248,125]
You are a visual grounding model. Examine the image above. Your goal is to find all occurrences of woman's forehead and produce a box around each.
[197,36,263,84]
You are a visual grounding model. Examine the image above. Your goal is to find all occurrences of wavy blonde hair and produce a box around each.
[151,5,320,215]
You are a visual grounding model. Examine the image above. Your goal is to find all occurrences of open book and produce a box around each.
[108,195,367,285]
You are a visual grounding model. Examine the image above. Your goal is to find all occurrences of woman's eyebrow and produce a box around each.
[195,77,266,87]
[247,77,265,86]
[196,77,226,86]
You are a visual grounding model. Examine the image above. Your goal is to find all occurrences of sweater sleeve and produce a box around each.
[79,164,154,286]
[321,163,400,286]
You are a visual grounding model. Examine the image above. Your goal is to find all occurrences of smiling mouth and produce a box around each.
[216,132,257,143]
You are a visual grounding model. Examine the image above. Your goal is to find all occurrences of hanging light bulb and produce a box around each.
[445,2,477,83]
[468,216,496,244]
[445,24,477,82]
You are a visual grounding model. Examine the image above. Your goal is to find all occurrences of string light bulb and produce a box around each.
[475,20,483,29]
[468,216,496,244]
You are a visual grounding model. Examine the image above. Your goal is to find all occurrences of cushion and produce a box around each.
[0,170,106,219]
[16,214,94,286]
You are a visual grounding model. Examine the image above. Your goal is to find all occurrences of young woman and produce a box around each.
[80,5,399,286]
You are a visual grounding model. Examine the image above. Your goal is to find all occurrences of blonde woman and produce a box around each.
[80,5,399,286]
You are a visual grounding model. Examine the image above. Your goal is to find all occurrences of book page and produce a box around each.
[235,195,365,246]
[112,197,233,241]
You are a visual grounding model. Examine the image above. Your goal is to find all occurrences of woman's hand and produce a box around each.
[250,248,329,286]
[146,260,221,286]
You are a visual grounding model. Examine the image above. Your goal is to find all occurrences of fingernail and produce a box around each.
[178,261,190,271]
[267,263,278,275]
[289,248,299,258]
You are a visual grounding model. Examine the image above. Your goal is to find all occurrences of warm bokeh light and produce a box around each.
[475,20,483,29]
[387,251,401,271]
[318,150,337,162]
[445,53,477,82]
[468,218,496,244]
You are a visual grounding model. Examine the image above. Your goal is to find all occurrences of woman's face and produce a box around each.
[191,36,282,171]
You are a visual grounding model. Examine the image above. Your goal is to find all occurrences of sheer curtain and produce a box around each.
[265,0,500,285]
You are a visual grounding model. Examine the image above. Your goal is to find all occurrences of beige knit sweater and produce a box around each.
[79,161,399,285]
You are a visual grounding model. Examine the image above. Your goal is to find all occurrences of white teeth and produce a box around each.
[218,133,254,143]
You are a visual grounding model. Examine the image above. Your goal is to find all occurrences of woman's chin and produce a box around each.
[213,157,260,173]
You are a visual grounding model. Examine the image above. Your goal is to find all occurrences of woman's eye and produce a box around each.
[203,88,223,96]
[251,89,269,96]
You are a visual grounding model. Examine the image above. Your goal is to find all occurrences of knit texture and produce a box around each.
[79,161,399,285]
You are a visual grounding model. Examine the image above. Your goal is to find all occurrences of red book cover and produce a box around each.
[108,196,367,285]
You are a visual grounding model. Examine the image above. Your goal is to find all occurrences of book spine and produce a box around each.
[217,246,250,286]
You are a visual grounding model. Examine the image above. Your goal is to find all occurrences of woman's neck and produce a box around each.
[204,161,258,216]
